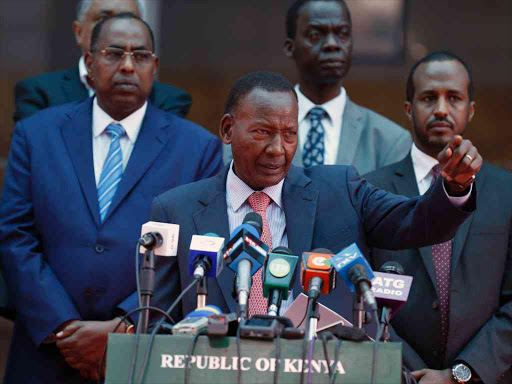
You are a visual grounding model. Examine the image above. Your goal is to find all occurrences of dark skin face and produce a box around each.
[284,1,353,104]
[85,18,158,121]
[406,60,475,159]
[220,89,299,190]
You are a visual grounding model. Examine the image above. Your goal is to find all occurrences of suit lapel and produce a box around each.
[283,167,319,297]
[62,66,89,102]
[450,168,486,273]
[104,103,169,222]
[336,98,363,165]
[61,99,101,227]
[391,155,439,291]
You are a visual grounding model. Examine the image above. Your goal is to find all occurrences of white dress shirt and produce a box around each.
[92,97,147,185]
[296,85,347,165]
[78,56,94,97]
[226,161,293,313]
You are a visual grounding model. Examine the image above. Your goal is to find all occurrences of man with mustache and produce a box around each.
[365,52,512,384]
[150,71,481,349]
[0,13,222,383]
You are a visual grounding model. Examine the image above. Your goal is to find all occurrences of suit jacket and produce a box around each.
[0,99,223,384]
[149,164,475,330]
[222,97,413,174]
[13,65,192,122]
[364,155,512,384]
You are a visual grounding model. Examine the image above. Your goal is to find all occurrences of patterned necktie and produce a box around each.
[98,123,125,223]
[303,107,326,168]
[430,164,452,357]
[247,192,272,317]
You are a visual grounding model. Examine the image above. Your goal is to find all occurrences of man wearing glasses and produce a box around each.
[13,0,192,123]
[0,13,222,384]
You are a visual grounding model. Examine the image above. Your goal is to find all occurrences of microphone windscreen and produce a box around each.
[243,212,263,236]
[273,246,293,255]
[380,261,404,275]
[311,248,333,254]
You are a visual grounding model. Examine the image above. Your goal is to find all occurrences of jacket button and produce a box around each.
[95,244,104,253]
[432,300,439,310]
[432,348,439,357]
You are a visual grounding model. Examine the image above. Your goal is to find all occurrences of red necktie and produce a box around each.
[430,164,452,357]
[247,192,272,317]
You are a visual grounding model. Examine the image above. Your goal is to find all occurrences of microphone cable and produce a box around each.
[300,298,314,384]
[274,334,282,384]
[184,330,205,384]
[136,276,200,384]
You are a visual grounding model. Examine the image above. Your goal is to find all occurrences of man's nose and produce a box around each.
[434,97,449,118]
[119,52,136,72]
[266,134,285,156]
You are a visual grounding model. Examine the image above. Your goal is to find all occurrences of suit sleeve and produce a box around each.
[347,166,476,249]
[13,79,49,123]
[0,123,81,346]
[388,324,428,371]
[455,227,512,384]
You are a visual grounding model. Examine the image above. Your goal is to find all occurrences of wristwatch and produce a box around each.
[452,363,472,383]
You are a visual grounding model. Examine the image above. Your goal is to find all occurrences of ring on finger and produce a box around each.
[464,154,473,162]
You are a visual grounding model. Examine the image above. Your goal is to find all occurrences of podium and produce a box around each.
[105,334,402,383]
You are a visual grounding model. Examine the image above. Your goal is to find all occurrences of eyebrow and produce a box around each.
[109,44,151,51]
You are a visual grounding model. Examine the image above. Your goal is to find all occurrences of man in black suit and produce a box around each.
[13,0,191,123]
[365,52,512,384]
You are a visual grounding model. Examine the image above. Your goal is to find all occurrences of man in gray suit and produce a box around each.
[284,0,411,173]
[223,0,411,173]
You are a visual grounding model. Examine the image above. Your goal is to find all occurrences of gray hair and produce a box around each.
[76,0,145,21]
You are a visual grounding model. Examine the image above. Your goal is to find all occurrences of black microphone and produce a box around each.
[223,212,268,319]
[373,261,413,341]
[263,246,299,316]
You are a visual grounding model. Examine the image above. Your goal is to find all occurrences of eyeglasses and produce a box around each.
[96,47,156,65]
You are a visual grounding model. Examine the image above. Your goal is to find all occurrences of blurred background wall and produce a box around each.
[0,0,511,378]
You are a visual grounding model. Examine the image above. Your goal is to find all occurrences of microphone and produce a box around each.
[139,221,180,256]
[189,233,225,279]
[137,221,180,333]
[373,262,413,321]
[263,246,299,316]
[331,243,378,311]
[223,212,269,318]
[300,248,336,300]
[172,305,222,336]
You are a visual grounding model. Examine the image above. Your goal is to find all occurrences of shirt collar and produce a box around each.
[411,143,439,184]
[226,161,284,212]
[78,56,93,93]
[92,97,147,144]
[295,84,347,124]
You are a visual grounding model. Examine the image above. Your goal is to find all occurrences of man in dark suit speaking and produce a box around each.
[150,71,481,328]
[365,52,512,384]
[13,0,191,123]
[0,13,222,384]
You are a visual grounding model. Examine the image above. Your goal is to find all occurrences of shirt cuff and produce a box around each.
[443,182,472,208]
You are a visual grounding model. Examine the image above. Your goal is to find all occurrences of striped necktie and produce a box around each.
[247,192,272,317]
[303,107,327,168]
[98,123,125,223]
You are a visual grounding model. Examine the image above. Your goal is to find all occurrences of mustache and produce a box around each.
[427,118,453,129]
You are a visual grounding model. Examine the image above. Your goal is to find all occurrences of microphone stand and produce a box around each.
[307,300,320,341]
[379,308,391,342]
[196,276,207,308]
[139,248,155,334]
[267,290,282,317]
[353,293,365,329]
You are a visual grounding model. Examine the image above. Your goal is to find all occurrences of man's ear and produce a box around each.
[283,38,295,59]
[72,21,83,49]
[219,113,234,145]
[468,101,476,123]
[84,52,94,84]
[404,101,413,122]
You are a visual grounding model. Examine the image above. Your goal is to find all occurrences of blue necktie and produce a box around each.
[303,107,326,168]
[98,123,125,223]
